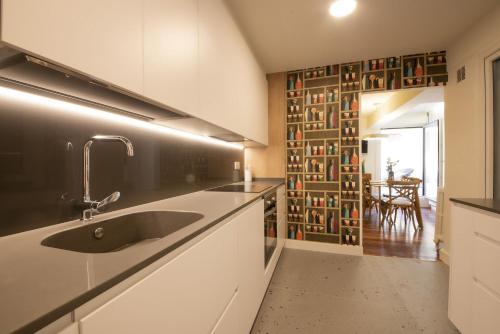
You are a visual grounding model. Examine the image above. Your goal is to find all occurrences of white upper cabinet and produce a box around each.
[1,0,268,144]
[198,0,268,145]
[143,0,198,115]
[1,0,144,94]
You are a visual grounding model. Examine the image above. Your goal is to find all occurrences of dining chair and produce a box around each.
[385,179,420,230]
[362,174,377,220]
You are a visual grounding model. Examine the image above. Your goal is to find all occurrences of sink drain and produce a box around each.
[94,227,104,239]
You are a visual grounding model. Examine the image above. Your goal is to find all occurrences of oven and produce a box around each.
[263,190,277,267]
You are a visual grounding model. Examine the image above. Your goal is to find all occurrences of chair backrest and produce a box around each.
[387,179,420,204]
[362,174,372,199]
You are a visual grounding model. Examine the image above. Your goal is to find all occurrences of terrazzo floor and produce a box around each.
[251,249,459,334]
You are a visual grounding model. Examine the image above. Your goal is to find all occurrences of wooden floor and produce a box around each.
[362,207,439,261]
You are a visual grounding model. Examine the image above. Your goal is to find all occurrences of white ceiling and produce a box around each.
[361,87,444,129]
[225,0,499,73]
[360,91,395,115]
[384,111,429,128]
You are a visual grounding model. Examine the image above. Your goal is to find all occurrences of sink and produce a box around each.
[41,211,204,253]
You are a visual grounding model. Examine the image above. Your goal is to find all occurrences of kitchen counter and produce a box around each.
[0,180,283,334]
[450,198,500,216]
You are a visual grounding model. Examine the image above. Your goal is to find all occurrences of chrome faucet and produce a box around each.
[81,135,134,221]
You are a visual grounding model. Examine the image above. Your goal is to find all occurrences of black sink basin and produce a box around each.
[41,211,204,253]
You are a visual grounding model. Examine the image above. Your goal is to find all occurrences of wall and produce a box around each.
[442,3,500,264]
[494,59,500,197]
[0,80,243,237]
[244,73,285,177]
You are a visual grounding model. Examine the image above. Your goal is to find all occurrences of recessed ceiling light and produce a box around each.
[329,0,357,18]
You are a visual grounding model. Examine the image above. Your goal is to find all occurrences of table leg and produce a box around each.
[415,195,423,229]
[378,186,382,227]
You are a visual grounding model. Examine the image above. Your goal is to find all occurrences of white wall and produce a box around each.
[442,3,500,264]
[363,140,382,181]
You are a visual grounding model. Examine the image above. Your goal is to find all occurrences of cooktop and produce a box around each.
[206,183,272,193]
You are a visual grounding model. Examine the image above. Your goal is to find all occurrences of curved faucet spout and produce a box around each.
[91,135,134,156]
[82,135,134,221]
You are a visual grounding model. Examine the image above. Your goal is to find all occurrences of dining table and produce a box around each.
[369,180,423,229]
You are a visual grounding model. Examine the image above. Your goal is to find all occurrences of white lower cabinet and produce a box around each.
[76,197,273,334]
[449,202,500,333]
[79,221,238,334]
[55,322,78,334]
[471,279,500,333]
[210,292,239,334]
[236,201,265,333]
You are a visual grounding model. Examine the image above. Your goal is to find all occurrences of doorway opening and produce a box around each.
[360,87,444,261]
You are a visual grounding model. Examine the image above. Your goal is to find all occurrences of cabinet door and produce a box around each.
[1,0,143,94]
[144,0,198,115]
[236,200,265,333]
[471,279,500,333]
[79,222,238,334]
[211,292,239,334]
[448,203,473,333]
[198,0,268,145]
[57,322,78,334]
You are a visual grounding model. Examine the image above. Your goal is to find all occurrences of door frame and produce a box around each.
[423,120,440,199]
[484,49,500,198]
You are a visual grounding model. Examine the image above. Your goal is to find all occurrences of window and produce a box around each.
[424,121,439,200]
[380,128,424,193]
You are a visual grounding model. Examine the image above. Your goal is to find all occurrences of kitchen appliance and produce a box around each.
[263,190,277,267]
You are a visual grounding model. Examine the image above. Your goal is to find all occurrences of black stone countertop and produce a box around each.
[450,198,500,215]
[0,180,284,334]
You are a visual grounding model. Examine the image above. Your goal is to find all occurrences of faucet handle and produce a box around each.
[96,191,121,212]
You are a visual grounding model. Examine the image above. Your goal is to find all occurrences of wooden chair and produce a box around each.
[384,179,420,230]
[401,177,423,229]
[362,174,379,220]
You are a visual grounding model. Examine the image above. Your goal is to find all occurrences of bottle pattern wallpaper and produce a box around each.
[285,51,447,247]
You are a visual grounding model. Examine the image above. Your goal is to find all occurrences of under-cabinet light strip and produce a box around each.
[0,84,244,150]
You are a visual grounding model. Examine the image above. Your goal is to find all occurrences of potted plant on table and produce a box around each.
[386,158,399,181]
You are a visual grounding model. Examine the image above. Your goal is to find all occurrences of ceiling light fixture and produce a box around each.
[329,0,357,18]
[362,134,391,141]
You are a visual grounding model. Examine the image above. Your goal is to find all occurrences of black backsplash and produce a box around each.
[0,85,243,237]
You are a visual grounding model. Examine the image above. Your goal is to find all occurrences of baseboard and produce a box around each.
[439,247,450,266]
[284,239,363,256]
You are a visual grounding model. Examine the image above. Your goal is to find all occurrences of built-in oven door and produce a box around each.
[264,192,277,267]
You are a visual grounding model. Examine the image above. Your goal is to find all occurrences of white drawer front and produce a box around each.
[210,292,239,334]
[473,232,500,295]
[472,209,500,243]
[471,279,500,334]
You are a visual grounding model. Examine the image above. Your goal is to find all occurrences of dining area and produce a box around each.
[363,175,423,230]
[361,173,438,261]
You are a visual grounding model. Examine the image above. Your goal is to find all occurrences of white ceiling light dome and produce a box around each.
[329,0,357,18]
